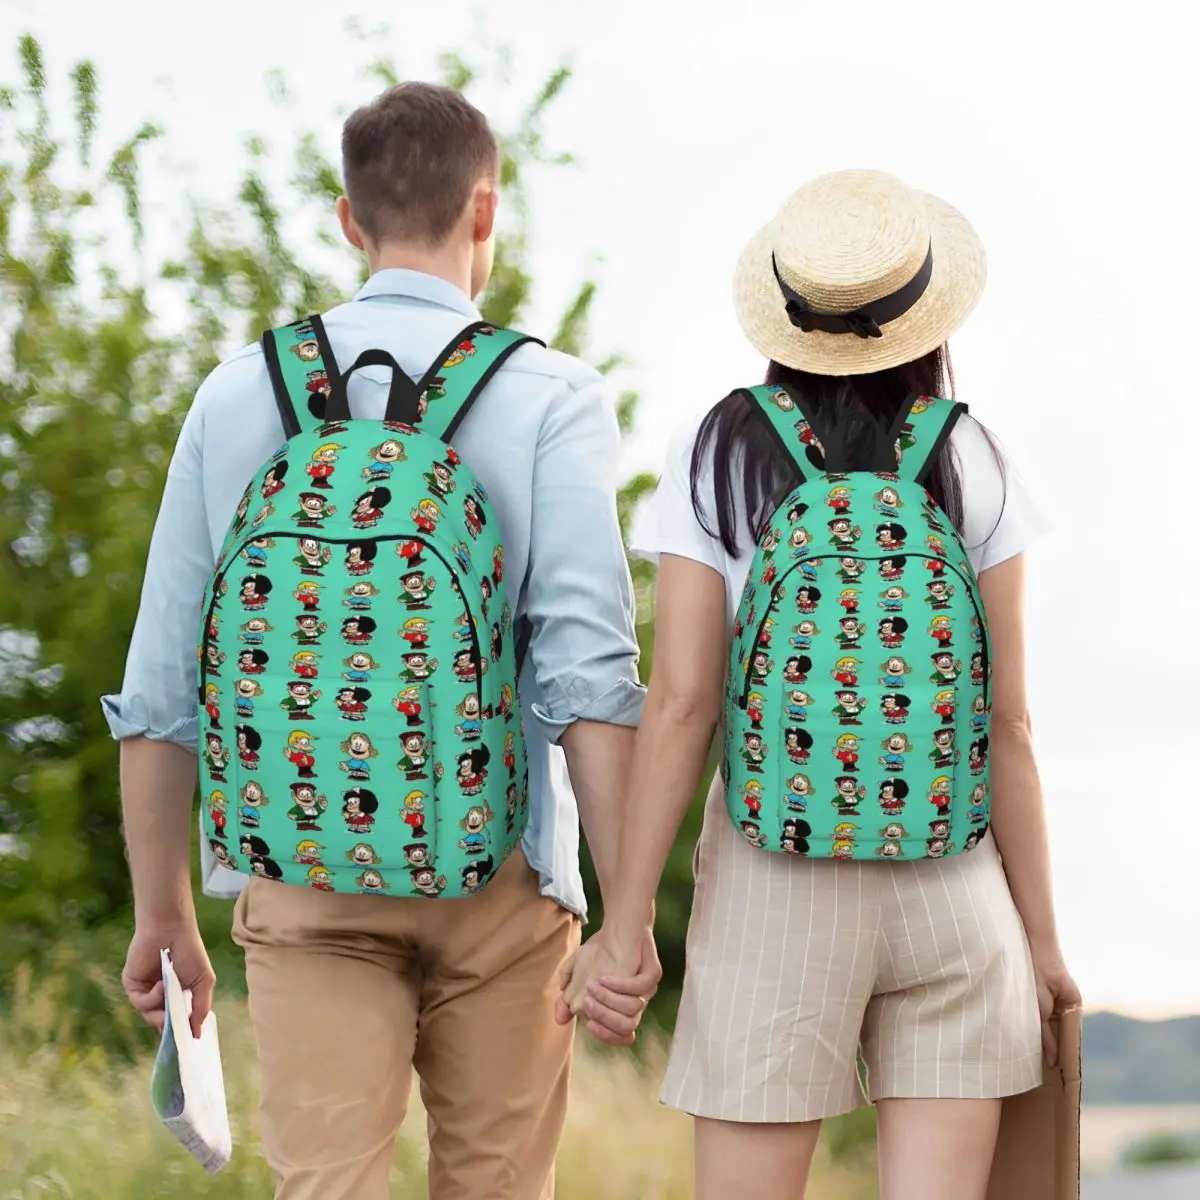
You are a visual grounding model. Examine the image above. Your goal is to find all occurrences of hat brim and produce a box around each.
[732,192,986,376]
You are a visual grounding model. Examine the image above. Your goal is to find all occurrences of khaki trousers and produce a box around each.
[232,848,581,1199]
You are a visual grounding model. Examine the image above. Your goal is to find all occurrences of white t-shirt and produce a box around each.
[631,410,1047,626]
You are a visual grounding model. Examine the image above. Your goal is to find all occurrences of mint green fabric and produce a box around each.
[721,385,991,862]
[197,320,530,897]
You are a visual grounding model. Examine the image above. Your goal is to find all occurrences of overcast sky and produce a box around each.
[3,0,1194,1018]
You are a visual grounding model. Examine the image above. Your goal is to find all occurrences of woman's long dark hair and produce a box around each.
[691,345,998,557]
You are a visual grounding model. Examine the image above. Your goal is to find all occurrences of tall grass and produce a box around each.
[0,963,878,1199]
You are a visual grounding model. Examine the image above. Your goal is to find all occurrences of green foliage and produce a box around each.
[1121,1131,1200,1169]
[0,33,681,1047]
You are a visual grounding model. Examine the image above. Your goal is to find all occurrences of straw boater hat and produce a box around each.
[733,169,986,376]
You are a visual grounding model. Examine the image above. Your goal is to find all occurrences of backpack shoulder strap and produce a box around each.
[892,394,967,484]
[739,383,835,483]
[261,314,348,439]
[415,322,544,443]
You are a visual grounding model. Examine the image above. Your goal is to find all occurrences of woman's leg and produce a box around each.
[695,1117,823,1200]
[875,1098,1001,1200]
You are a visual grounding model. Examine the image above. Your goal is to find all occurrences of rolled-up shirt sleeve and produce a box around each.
[100,392,215,752]
[522,375,646,741]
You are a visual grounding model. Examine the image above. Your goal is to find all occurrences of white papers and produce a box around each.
[149,948,232,1174]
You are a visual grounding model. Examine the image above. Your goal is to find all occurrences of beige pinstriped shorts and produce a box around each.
[661,778,1043,1123]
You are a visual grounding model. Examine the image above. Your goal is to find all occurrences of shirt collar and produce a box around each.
[353,268,481,320]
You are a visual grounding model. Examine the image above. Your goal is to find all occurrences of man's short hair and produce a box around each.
[341,82,499,246]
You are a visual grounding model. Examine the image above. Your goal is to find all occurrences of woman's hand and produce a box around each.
[555,926,661,1046]
[1031,945,1082,1066]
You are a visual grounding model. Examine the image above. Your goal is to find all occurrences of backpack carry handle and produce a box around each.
[337,348,424,425]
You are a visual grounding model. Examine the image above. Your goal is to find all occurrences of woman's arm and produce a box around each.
[980,553,1081,1060]
[562,553,728,1006]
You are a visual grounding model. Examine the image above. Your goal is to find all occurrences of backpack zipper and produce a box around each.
[738,553,989,710]
[198,531,485,713]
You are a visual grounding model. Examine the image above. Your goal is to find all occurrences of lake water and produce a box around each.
[1082,1105,1200,1173]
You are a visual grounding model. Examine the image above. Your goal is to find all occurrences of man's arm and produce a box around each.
[521,372,646,904]
[103,396,218,1038]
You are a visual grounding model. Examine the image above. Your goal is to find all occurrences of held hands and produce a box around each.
[122,921,215,1040]
[555,926,662,1047]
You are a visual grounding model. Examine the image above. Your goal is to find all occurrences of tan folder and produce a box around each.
[987,1007,1082,1200]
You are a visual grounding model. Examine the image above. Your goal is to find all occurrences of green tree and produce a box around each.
[1,31,717,1049]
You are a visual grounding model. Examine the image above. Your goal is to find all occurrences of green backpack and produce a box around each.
[197,314,541,897]
[722,385,992,862]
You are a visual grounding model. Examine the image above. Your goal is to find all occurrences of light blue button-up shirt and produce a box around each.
[101,269,645,918]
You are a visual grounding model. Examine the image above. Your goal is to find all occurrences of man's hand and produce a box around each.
[555,926,661,1047]
[123,922,215,1040]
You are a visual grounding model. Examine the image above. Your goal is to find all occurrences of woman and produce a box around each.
[561,170,1080,1200]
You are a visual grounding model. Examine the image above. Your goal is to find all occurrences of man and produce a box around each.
[105,82,659,1200]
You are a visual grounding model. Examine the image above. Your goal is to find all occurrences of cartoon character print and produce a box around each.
[284,730,317,777]
[461,855,495,894]
[207,839,237,871]
[931,688,956,725]
[969,694,988,734]
[834,733,860,773]
[392,686,423,727]
[398,733,429,780]
[879,656,912,688]
[237,648,268,675]
[456,746,490,796]
[458,804,493,854]
[876,522,907,551]
[234,677,263,718]
[741,732,767,773]
[782,655,810,684]
[342,651,379,683]
[293,615,328,647]
[878,616,908,649]
[203,683,222,730]
[831,656,859,687]
[879,692,911,724]
[350,487,390,530]
[879,584,909,612]
[739,821,769,849]
[294,537,332,575]
[455,694,490,741]
[790,619,819,650]
[928,776,953,817]
[294,838,325,866]
[339,785,378,835]
[784,689,812,723]
[826,485,852,516]
[240,574,273,612]
[242,535,275,570]
[239,617,274,646]
[411,498,443,536]
[346,843,383,871]
[363,439,406,483]
[929,615,954,647]
[928,650,963,685]
[837,557,865,584]
[341,615,377,646]
[498,682,515,723]
[968,735,989,776]
[236,725,261,772]
[838,587,861,615]
[293,492,337,528]
[230,485,254,537]
[835,617,866,650]
[795,585,821,615]
[967,782,989,824]
[344,580,380,611]
[502,730,516,778]
[828,517,862,549]
[400,652,437,684]
[879,732,912,772]
[879,555,906,581]
[355,869,389,895]
[400,789,428,838]
[970,651,986,688]
[203,733,230,782]
[411,866,448,897]
[239,780,269,828]
[339,732,378,780]
[745,691,765,731]
[207,789,228,840]
[780,817,812,856]
[287,783,327,831]
[242,836,283,881]
[929,728,960,770]
[345,540,378,576]
[463,492,487,539]
[878,778,909,816]
[874,486,902,518]
[784,727,813,765]
[305,864,335,891]
[784,773,813,812]
[334,686,371,722]
[832,690,867,726]
[926,579,955,610]
[831,777,866,817]
[293,581,321,612]
[400,571,437,611]
[306,442,342,490]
